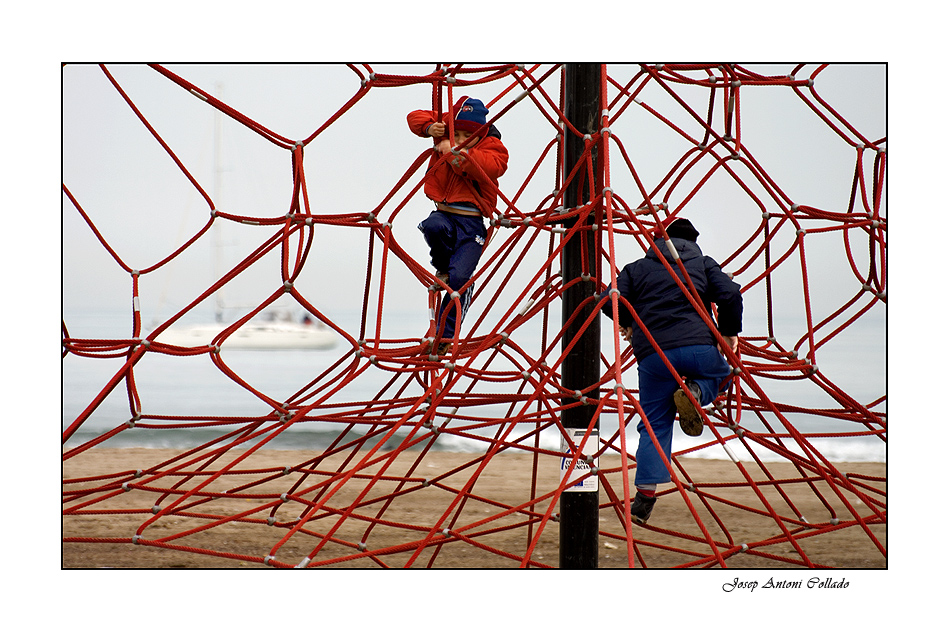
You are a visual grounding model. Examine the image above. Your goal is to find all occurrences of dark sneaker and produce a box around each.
[631,491,657,524]
[675,381,704,436]
[437,342,451,356]
[436,271,449,285]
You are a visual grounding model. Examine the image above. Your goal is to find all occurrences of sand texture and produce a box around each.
[63,448,886,569]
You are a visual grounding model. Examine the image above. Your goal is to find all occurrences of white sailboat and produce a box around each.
[154,84,338,352]
[155,311,338,350]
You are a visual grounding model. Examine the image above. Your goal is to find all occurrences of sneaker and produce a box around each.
[435,271,449,285]
[437,342,451,356]
[674,381,704,436]
[631,491,657,524]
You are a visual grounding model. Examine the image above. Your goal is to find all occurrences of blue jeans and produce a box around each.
[634,345,733,485]
[418,210,486,340]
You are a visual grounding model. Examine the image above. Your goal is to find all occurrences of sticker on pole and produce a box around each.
[560,428,599,492]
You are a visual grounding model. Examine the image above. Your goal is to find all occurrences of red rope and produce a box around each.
[63,64,886,569]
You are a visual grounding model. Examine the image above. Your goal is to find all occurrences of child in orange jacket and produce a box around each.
[407,97,509,354]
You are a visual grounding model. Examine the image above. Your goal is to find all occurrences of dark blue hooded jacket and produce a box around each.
[599,237,742,360]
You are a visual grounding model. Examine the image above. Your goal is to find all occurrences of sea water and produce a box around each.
[62,309,886,462]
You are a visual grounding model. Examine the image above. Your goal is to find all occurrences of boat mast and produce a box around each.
[213,82,225,323]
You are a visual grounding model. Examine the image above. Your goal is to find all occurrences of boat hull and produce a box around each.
[155,323,338,350]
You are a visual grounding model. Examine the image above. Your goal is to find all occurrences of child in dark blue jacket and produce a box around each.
[600,218,743,523]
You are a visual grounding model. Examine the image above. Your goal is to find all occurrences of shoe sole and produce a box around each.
[631,494,655,524]
[674,389,704,436]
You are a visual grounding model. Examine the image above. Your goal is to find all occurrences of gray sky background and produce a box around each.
[62,63,886,338]
[61,62,888,442]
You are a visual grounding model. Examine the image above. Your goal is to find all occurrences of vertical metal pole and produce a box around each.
[559,63,602,569]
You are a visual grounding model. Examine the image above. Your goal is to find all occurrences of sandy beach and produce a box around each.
[63,448,885,569]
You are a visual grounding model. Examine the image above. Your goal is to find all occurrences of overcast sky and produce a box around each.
[63,64,885,340]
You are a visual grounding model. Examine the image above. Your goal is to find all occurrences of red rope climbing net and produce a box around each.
[62,63,886,568]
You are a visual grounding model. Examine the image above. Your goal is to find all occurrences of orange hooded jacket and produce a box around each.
[407,109,509,218]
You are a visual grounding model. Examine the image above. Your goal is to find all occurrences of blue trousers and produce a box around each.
[418,210,486,340]
[634,344,733,485]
